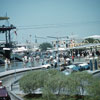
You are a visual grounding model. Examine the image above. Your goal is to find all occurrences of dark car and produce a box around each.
[0,87,11,100]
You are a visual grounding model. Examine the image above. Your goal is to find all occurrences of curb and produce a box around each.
[8,90,23,100]
[0,67,43,100]
[92,70,100,75]
[0,66,42,78]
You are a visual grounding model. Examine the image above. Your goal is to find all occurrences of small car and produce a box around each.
[0,87,11,100]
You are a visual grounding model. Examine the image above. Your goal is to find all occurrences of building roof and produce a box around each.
[85,35,100,39]
[70,43,100,49]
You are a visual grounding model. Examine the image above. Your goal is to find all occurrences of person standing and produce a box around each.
[0,81,4,88]
[5,58,8,71]
[23,56,28,67]
[77,53,80,61]
[8,59,11,70]
[72,55,74,62]
[31,56,34,67]
[28,56,32,67]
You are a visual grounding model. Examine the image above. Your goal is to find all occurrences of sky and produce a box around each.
[0,0,100,43]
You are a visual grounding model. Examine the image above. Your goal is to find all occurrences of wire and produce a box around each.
[17,24,69,30]
[16,20,100,30]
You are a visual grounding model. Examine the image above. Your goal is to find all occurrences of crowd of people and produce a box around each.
[3,49,100,71]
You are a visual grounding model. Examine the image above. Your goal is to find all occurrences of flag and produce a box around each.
[14,31,17,36]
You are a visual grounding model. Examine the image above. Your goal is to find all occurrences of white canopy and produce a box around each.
[53,47,66,51]
[85,35,100,39]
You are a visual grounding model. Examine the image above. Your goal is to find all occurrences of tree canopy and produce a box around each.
[19,70,100,100]
[39,42,52,51]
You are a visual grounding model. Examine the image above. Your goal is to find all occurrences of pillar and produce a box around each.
[94,57,98,70]
[90,58,93,71]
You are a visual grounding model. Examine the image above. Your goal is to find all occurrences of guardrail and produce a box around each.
[8,90,23,100]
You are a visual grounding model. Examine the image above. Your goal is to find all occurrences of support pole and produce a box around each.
[90,58,93,71]
[8,30,11,43]
[5,31,8,44]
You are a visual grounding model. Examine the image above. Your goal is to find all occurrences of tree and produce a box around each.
[87,78,100,100]
[66,72,93,100]
[19,70,48,94]
[19,70,100,100]
[39,42,52,51]
[42,69,67,100]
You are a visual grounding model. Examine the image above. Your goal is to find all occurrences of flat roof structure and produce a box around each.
[0,25,16,33]
[0,17,10,20]
[69,43,100,49]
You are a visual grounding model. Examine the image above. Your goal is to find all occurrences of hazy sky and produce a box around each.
[0,0,100,43]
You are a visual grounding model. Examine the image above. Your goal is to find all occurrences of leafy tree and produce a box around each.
[39,42,52,51]
[87,78,100,100]
[42,71,93,100]
[67,72,93,95]
[19,70,48,94]
[44,71,66,94]
[42,86,56,100]
[42,69,67,100]
[19,70,100,100]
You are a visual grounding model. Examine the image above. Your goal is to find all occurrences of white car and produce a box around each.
[41,64,51,69]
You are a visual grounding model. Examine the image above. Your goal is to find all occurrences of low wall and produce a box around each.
[0,66,42,78]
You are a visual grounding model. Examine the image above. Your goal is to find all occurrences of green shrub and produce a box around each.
[19,70,100,100]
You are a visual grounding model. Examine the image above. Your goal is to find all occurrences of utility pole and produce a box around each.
[35,35,37,43]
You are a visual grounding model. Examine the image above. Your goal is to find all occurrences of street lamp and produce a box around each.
[13,52,16,80]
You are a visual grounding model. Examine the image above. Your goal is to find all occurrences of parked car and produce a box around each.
[78,63,90,71]
[0,81,11,100]
[42,64,51,69]
[0,87,11,100]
